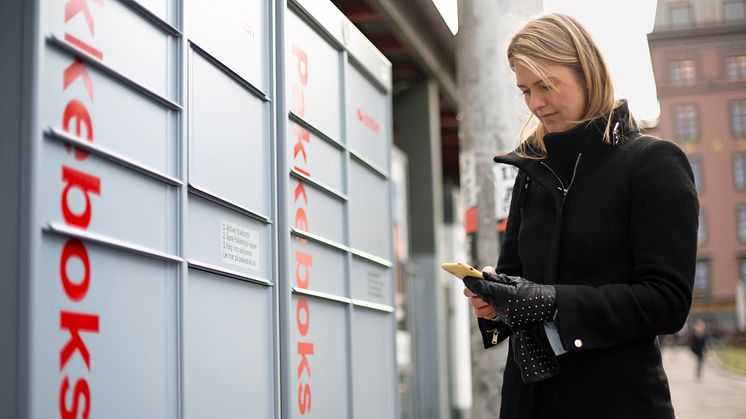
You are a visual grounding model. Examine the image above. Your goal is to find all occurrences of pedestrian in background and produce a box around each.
[462,13,699,419]
[689,319,708,380]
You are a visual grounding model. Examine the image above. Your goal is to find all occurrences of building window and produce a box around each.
[740,257,746,286]
[735,153,746,189]
[670,3,693,27]
[724,0,746,23]
[698,208,707,245]
[726,55,746,80]
[738,205,746,242]
[689,156,703,192]
[694,260,710,293]
[670,60,696,86]
[732,100,746,138]
[674,104,699,141]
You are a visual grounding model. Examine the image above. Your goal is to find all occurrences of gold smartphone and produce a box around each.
[440,262,483,280]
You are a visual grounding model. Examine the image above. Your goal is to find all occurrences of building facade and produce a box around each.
[648,0,746,331]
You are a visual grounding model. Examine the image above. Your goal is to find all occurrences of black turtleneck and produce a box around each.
[543,129,586,187]
[541,100,637,186]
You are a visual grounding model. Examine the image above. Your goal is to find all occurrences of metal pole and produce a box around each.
[455,1,541,418]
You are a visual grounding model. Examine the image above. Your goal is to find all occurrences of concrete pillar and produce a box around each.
[394,78,449,419]
[456,1,541,418]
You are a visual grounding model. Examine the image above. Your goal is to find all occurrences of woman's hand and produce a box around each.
[464,266,498,319]
[463,271,556,329]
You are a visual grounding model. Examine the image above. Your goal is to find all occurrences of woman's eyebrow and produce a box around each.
[517,78,555,89]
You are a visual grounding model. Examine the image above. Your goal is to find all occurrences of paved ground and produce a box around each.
[662,345,746,418]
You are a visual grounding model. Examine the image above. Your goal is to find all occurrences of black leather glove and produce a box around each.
[511,327,560,383]
[465,272,560,383]
[463,272,557,328]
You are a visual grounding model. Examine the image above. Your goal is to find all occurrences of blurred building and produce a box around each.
[647,0,746,332]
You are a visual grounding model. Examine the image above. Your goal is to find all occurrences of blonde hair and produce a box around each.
[507,13,619,157]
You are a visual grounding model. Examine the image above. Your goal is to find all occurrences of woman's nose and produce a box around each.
[529,93,546,113]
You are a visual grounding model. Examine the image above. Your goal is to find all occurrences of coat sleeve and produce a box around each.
[478,171,526,348]
[554,139,698,352]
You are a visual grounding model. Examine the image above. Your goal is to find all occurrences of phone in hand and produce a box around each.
[440,262,483,280]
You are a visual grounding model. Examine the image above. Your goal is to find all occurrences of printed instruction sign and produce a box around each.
[221,221,260,271]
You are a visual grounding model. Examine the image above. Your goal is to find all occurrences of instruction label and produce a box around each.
[221,221,260,271]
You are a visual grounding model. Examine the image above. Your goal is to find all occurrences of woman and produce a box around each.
[462,13,698,419]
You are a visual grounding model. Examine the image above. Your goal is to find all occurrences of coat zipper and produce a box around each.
[539,153,583,199]
[489,329,499,345]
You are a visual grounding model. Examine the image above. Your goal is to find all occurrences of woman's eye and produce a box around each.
[539,84,550,91]
[520,90,530,96]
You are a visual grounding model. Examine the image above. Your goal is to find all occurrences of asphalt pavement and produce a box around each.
[663,345,746,419]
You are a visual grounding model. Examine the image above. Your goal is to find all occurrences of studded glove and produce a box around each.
[510,327,560,383]
[463,272,557,328]
[465,272,560,383]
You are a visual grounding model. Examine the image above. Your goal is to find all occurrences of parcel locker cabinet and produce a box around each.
[23,0,278,417]
[7,0,394,418]
[29,0,184,418]
[282,2,396,419]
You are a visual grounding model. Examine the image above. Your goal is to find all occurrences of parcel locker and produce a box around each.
[2,0,395,417]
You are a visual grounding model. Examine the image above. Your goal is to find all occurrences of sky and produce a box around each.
[432,0,661,122]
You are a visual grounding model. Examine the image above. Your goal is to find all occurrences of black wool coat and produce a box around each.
[479,103,699,419]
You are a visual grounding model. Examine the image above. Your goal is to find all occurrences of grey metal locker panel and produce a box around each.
[288,177,345,244]
[289,236,346,297]
[348,159,391,260]
[185,269,274,419]
[39,140,177,254]
[350,256,392,306]
[187,0,267,93]
[39,47,176,177]
[351,309,396,419]
[31,235,178,419]
[290,295,349,418]
[287,120,345,194]
[189,51,270,217]
[132,0,170,22]
[43,0,174,99]
[285,8,341,141]
[187,195,271,280]
[346,63,389,172]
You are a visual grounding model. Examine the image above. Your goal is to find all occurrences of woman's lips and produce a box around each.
[539,112,557,121]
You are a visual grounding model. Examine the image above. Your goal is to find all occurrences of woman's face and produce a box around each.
[514,62,587,133]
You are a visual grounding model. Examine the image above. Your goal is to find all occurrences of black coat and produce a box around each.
[479,103,699,419]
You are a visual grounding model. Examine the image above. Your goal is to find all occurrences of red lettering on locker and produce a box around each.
[298,383,312,414]
[292,45,308,86]
[356,107,380,135]
[297,342,314,377]
[59,376,91,419]
[293,124,310,164]
[295,251,312,289]
[61,166,101,228]
[63,60,94,100]
[297,298,310,336]
[294,207,308,233]
[60,239,90,302]
[58,0,102,416]
[59,311,100,371]
[292,85,305,117]
[64,0,104,35]
[292,38,313,416]
[64,33,103,60]
[294,181,308,206]
[62,99,93,160]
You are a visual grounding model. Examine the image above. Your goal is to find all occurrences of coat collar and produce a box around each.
[493,100,638,172]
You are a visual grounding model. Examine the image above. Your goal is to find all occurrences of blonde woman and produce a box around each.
[462,14,698,419]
